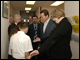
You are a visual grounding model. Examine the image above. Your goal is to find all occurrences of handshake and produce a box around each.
[27,50,39,59]
[27,37,41,59]
[33,37,41,43]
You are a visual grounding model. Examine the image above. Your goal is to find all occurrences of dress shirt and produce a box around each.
[33,23,38,30]
[29,22,33,25]
[43,18,50,33]
[10,31,33,59]
[15,22,17,25]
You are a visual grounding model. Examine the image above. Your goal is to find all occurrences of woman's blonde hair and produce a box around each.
[51,8,65,19]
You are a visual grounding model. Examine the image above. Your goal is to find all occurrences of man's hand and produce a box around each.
[27,50,39,59]
[37,47,40,50]
[33,37,41,43]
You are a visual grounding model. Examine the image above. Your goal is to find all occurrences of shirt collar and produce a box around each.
[17,31,25,34]
[15,22,17,25]
[33,23,38,29]
[29,22,32,24]
[33,23,38,26]
[9,23,11,25]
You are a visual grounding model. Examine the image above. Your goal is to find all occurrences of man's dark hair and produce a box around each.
[32,15,38,19]
[20,22,29,29]
[40,9,49,17]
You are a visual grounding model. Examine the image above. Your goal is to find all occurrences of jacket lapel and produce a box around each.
[45,19,51,34]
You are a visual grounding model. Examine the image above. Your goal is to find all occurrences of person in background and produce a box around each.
[9,22,33,59]
[21,18,24,23]
[8,14,21,35]
[8,22,22,59]
[9,16,14,25]
[27,15,41,59]
[38,17,43,24]
[28,16,33,25]
[27,8,72,59]
[9,22,22,40]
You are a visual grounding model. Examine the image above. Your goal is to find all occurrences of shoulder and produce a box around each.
[40,23,44,27]
[62,17,71,26]
[8,25,11,28]
[59,17,72,29]
[29,24,33,27]
[10,24,16,27]
[25,35,31,40]
[10,23,15,26]
[49,19,56,24]
[38,23,41,26]
[10,33,17,41]
[24,35,32,42]
[12,33,17,37]
[49,19,57,27]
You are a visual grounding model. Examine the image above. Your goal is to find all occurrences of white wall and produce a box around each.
[36,7,40,18]
[10,3,14,18]
[1,1,9,59]
[64,1,79,59]
[10,1,20,18]
[65,1,79,17]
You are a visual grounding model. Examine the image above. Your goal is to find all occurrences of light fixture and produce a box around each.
[4,1,8,3]
[50,1,64,6]
[26,1,36,5]
[25,7,31,10]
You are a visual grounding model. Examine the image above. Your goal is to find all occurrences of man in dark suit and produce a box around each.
[33,9,56,59]
[40,9,56,41]
[8,14,21,36]
[27,15,41,59]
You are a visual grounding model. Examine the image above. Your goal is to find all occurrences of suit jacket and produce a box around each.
[8,23,16,35]
[38,17,72,59]
[40,19,56,44]
[27,23,41,50]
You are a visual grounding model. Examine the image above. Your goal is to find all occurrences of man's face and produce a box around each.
[29,16,32,22]
[40,13,48,23]
[9,17,13,23]
[15,17,21,23]
[33,17,38,24]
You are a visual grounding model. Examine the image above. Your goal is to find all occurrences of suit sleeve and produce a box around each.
[38,21,71,54]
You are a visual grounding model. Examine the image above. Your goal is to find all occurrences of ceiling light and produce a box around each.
[25,7,31,10]
[4,1,8,3]
[50,1,64,6]
[26,1,36,5]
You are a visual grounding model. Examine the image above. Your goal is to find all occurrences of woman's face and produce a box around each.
[53,18,59,23]
[53,17,64,24]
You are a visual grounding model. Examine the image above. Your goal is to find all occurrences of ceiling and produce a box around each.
[10,1,64,11]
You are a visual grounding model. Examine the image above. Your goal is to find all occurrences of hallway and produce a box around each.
[1,1,79,59]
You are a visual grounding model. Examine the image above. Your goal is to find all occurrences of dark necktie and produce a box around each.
[34,24,37,40]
